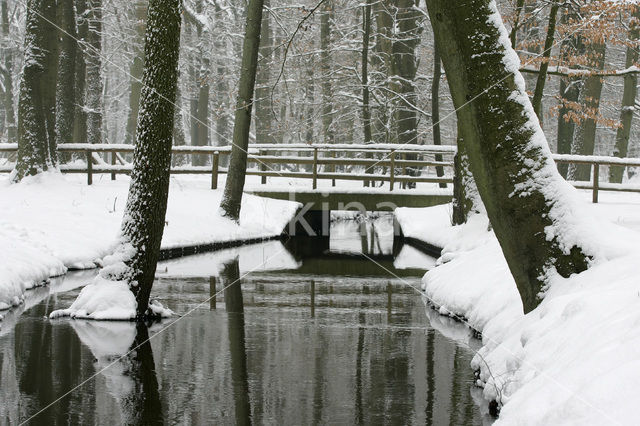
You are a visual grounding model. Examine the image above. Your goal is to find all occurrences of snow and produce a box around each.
[395,190,640,424]
[0,172,299,315]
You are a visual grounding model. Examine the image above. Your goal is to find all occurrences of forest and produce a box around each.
[1,0,640,424]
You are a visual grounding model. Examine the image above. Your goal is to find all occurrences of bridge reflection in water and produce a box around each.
[0,217,490,425]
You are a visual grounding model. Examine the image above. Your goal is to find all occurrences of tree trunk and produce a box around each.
[556,9,584,177]
[254,0,273,145]
[117,0,182,318]
[1,0,16,144]
[124,0,147,145]
[361,0,372,145]
[509,0,525,49]
[219,0,264,222]
[86,0,103,144]
[73,0,88,147]
[567,42,606,181]
[531,3,559,125]
[391,0,422,147]
[42,0,58,163]
[610,6,640,183]
[452,123,482,225]
[55,0,77,147]
[431,43,446,188]
[13,0,55,181]
[320,3,334,145]
[426,0,590,313]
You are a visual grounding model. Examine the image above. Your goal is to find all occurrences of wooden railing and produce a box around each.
[1,143,640,202]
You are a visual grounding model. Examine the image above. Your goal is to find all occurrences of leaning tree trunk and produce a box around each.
[426,0,590,313]
[12,0,55,181]
[86,0,103,144]
[610,6,640,183]
[567,42,606,182]
[55,0,77,147]
[219,0,265,222]
[117,0,182,318]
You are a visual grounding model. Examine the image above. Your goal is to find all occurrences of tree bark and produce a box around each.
[42,0,58,163]
[610,6,640,183]
[361,0,373,145]
[86,0,103,144]
[509,0,525,49]
[431,42,446,188]
[13,0,55,181]
[124,0,147,146]
[452,123,482,225]
[426,0,590,313]
[219,0,265,222]
[555,9,584,177]
[1,0,16,144]
[567,42,606,181]
[117,0,182,317]
[320,3,334,145]
[73,0,88,147]
[254,0,273,144]
[55,0,77,147]
[531,2,559,125]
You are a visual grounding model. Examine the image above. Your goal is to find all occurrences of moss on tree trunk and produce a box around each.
[425,0,590,313]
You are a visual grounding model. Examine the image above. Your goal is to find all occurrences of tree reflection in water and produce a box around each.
[222,257,252,426]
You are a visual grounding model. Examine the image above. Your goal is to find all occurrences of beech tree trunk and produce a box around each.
[124,0,147,145]
[1,0,16,144]
[55,0,77,147]
[73,0,88,147]
[118,0,182,318]
[531,2,559,125]
[567,42,606,182]
[254,0,273,145]
[610,6,640,183]
[426,0,590,313]
[86,0,103,144]
[219,0,264,222]
[431,43,446,188]
[320,3,334,145]
[13,0,56,181]
[361,0,372,145]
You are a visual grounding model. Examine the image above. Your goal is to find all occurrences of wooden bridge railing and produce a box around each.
[1,143,640,203]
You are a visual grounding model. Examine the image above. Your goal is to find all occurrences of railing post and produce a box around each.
[331,150,336,187]
[86,149,93,185]
[390,150,396,191]
[260,150,267,184]
[312,147,318,190]
[111,150,116,180]
[592,162,599,203]
[211,151,219,190]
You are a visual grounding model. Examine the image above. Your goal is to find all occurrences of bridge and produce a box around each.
[2,142,640,220]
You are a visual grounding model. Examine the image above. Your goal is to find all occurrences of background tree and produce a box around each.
[219,0,265,221]
[12,0,56,181]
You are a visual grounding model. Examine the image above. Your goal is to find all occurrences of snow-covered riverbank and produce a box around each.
[396,191,640,425]
[0,172,299,312]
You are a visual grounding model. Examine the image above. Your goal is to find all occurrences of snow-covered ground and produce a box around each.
[0,172,299,312]
[395,190,640,425]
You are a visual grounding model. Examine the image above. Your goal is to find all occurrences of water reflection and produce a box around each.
[0,218,491,424]
[222,258,252,426]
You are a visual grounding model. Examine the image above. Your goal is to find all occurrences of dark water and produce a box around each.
[0,216,491,425]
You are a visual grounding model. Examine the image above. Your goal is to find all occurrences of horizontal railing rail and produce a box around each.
[1,142,639,202]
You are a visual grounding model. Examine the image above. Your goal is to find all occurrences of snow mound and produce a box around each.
[49,274,174,320]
